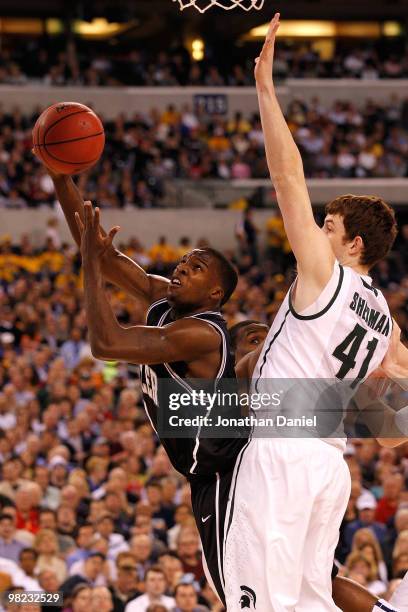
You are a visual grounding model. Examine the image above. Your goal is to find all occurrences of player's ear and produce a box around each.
[210,285,223,304]
[349,235,364,258]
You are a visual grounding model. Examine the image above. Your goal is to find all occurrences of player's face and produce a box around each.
[235,323,269,363]
[322,214,348,260]
[323,213,362,264]
[167,250,222,309]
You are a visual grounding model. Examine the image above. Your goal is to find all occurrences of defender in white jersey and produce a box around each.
[223,14,403,612]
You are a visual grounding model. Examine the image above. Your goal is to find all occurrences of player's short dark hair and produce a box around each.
[202,248,238,305]
[325,194,397,268]
[229,320,262,352]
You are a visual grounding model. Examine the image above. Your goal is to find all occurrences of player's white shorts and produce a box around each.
[223,437,351,611]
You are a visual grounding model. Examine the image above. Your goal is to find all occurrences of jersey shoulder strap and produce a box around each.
[188,311,234,380]
[146,299,171,327]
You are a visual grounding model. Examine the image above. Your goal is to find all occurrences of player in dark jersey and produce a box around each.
[70,201,248,605]
[32,165,248,604]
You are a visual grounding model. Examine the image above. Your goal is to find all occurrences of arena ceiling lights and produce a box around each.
[244,20,402,40]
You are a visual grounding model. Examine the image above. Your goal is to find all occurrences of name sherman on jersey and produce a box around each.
[252,263,392,450]
[349,291,391,337]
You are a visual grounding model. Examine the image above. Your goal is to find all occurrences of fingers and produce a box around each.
[94,206,101,232]
[83,201,94,228]
[74,212,84,235]
[261,12,280,56]
[105,225,121,247]
[266,12,280,41]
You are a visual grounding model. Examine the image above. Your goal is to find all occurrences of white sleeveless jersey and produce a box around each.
[252,262,392,450]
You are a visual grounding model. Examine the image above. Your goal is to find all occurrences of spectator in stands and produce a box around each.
[375,474,404,524]
[66,524,96,568]
[110,552,140,612]
[124,567,175,612]
[38,569,60,594]
[0,514,26,562]
[167,506,194,552]
[345,551,387,596]
[34,528,67,583]
[353,540,388,583]
[176,530,203,582]
[18,547,39,583]
[171,582,210,612]
[344,496,387,553]
[0,459,27,500]
[60,329,87,371]
[129,535,153,583]
[96,515,128,560]
[14,484,41,534]
[35,466,61,511]
[69,584,93,612]
[91,586,114,612]
[157,554,183,596]
[64,552,107,591]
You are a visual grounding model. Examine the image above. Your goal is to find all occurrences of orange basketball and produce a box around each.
[32,102,105,175]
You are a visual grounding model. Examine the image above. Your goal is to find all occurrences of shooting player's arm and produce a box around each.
[51,173,169,307]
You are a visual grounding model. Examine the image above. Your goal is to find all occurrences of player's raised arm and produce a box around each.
[255,14,334,288]
[76,203,220,365]
[35,161,168,309]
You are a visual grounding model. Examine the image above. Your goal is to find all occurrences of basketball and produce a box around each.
[32,102,105,175]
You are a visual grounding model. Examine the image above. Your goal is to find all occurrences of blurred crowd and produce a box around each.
[0,204,407,608]
[0,38,407,87]
[0,98,408,209]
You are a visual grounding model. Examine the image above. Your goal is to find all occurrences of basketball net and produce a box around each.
[173,0,265,12]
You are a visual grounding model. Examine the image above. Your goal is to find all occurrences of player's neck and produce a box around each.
[170,303,219,319]
[349,263,370,277]
[340,256,370,277]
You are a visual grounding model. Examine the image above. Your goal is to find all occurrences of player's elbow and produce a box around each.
[90,339,109,361]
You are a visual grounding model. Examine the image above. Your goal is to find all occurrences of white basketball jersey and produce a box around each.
[253,262,392,449]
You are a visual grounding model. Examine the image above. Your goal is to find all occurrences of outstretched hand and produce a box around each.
[75,202,120,263]
[254,12,280,85]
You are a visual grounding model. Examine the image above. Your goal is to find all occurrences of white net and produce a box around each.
[173,0,265,12]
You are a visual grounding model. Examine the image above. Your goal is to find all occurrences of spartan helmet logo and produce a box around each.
[239,585,256,609]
